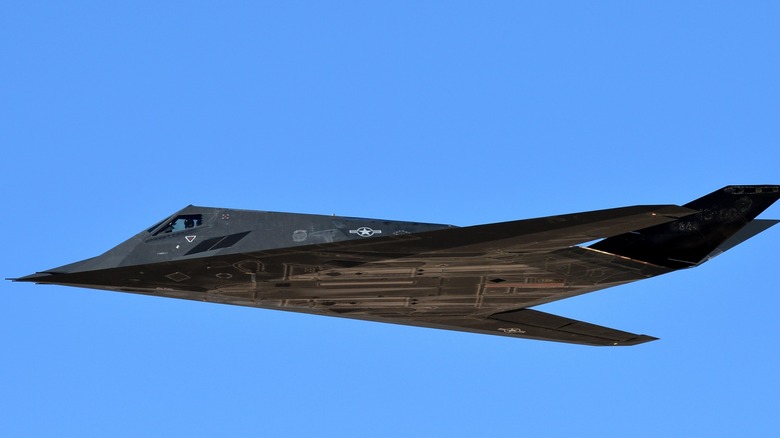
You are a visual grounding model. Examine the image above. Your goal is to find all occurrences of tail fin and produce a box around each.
[590,185,780,269]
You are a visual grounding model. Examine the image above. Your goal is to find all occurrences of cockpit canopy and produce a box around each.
[148,214,203,236]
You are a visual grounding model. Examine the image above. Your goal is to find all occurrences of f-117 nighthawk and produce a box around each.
[13,185,780,346]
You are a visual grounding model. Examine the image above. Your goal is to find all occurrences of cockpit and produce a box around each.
[147,214,204,236]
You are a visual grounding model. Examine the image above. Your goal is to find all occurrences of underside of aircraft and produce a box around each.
[12,185,780,346]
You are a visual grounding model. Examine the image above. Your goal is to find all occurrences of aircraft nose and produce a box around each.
[9,272,60,283]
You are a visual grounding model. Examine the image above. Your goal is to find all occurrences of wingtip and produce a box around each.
[613,334,659,346]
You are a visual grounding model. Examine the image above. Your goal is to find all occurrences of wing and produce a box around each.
[384,308,657,346]
[258,204,696,264]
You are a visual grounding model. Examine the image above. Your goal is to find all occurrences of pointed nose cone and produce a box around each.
[10,256,104,284]
[10,272,59,283]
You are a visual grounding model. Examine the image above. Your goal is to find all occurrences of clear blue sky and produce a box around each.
[3,2,780,437]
